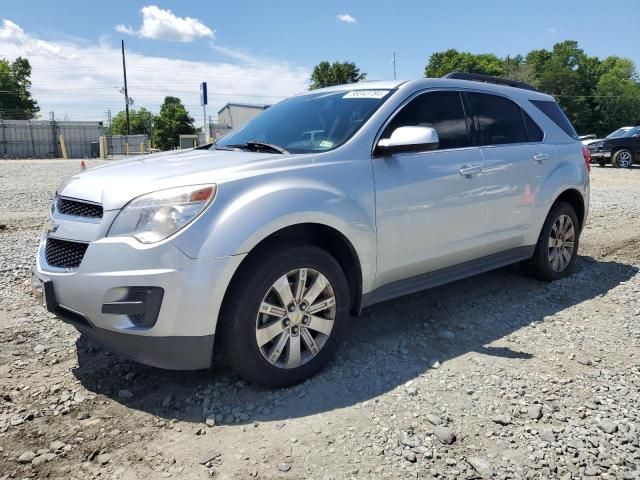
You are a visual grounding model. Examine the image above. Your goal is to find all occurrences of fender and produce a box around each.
[172,176,378,293]
[525,155,589,245]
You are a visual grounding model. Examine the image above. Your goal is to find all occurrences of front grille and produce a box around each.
[45,238,89,268]
[56,197,103,218]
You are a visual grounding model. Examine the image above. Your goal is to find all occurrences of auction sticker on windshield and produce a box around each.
[343,90,390,99]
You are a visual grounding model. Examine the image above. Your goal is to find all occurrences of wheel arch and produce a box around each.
[218,223,365,334]
[551,188,586,231]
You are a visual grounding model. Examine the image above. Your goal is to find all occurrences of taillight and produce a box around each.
[582,146,591,173]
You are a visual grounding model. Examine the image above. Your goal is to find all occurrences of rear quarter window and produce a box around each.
[530,100,579,140]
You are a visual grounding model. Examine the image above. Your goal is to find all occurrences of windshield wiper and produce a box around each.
[226,141,289,154]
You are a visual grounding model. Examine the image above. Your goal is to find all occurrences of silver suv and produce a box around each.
[32,74,590,387]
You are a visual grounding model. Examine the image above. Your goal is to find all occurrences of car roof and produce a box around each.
[303,78,555,102]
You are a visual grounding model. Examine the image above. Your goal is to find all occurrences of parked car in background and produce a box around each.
[580,134,600,146]
[588,126,640,168]
[32,74,590,387]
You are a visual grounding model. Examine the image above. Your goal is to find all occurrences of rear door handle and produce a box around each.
[533,153,550,163]
[459,165,482,177]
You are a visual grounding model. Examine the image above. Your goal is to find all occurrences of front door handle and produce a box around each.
[459,165,482,177]
[533,153,550,163]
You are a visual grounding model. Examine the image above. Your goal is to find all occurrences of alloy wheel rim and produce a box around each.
[255,268,336,369]
[618,151,632,168]
[548,214,575,272]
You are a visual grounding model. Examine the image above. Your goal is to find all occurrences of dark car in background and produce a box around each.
[588,126,640,168]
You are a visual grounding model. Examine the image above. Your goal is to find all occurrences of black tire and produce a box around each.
[525,202,580,282]
[218,243,349,388]
[612,149,634,168]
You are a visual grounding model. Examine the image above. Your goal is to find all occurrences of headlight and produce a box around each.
[108,184,216,244]
[592,142,604,149]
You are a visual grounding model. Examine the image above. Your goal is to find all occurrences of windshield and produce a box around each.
[215,89,394,154]
[606,127,640,139]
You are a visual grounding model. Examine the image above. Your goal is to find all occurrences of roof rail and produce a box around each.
[443,72,539,92]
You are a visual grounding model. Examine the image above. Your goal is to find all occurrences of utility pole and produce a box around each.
[392,52,397,80]
[121,40,131,135]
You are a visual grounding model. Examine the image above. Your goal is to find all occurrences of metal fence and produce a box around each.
[0,119,103,159]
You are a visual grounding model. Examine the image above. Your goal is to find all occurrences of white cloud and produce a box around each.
[0,19,309,124]
[546,26,558,34]
[115,5,214,42]
[336,14,357,24]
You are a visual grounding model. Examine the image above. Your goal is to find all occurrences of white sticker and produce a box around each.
[343,90,390,99]
[319,140,334,148]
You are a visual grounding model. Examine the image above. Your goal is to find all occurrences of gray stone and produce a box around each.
[539,428,556,443]
[434,426,456,445]
[492,415,511,426]
[403,451,417,463]
[277,462,292,472]
[96,453,112,465]
[528,405,543,420]
[467,456,496,478]
[406,386,418,397]
[18,451,36,463]
[198,451,221,465]
[32,453,56,466]
[426,414,443,426]
[576,355,593,366]
[598,419,618,434]
[118,389,133,400]
[438,330,455,340]
[205,414,216,427]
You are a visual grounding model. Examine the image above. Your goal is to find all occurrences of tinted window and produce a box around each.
[523,110,544,142]
[530,100,579,140]
[382,91,469,149]
[468,92,528,145]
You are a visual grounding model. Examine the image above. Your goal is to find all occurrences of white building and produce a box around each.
[217,103,270,130]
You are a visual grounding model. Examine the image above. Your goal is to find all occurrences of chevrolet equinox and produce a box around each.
[32,74,590,387]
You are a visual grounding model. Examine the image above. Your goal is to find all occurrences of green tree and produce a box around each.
[424,41,640,136]
[0,56,40,119]
[594,56,640,134]
[424,49,505,78]
[524,41,599,134]
[153,96,195,151]
[310,61,366,89]
[110,107,156,137]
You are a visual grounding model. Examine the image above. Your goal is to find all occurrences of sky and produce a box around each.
[1,0,639,127]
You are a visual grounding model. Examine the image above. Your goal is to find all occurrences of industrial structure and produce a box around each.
[216,103,270,130]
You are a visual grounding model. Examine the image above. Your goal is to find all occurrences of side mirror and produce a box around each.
[376,126,439,155]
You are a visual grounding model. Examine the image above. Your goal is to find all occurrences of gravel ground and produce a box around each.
[0,160,639,480]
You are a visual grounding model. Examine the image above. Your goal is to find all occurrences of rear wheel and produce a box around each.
[219,244,349,388]
[525,202,580,281]
[612,149,633,168]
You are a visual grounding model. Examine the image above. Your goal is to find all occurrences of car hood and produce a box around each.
[58,148,314,210]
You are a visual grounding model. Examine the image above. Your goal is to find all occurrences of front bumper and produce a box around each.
[589,150,611,161]
[33,233,245,370]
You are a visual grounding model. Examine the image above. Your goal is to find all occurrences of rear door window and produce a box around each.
[467,92,528,145]
[382,91,470,150]
[523,110,544,142]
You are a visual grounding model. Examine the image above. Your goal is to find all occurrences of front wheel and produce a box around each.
[525,202,580,282]
[219,244,349,388]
